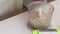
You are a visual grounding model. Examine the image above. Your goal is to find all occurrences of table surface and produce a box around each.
[0,0,60,34]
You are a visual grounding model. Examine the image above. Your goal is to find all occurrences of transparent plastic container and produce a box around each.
[28,1,54,29]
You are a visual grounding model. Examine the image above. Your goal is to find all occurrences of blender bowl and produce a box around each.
[28,1,54,29]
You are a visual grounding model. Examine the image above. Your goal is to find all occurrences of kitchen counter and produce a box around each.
[0,12,57,34]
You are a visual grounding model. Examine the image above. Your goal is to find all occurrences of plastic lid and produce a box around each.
[27,1,46,10]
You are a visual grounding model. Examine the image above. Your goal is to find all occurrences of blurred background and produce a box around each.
[0,0,54,21]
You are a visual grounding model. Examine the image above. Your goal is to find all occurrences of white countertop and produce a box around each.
[0,12,31,34]
[0,12,57,34]
[0,0,60,34]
